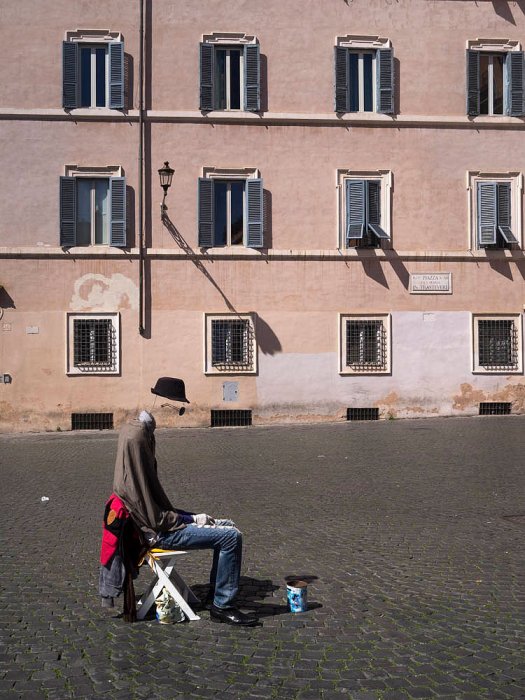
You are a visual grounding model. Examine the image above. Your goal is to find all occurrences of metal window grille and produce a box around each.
[478,319,517,369]
[479,402,512,415]
[73,319,116,371]
[347,407,379,421]
[211,410,252,427]
[71,413,114,430]
[211,319,253,371]
[346,320,386,370]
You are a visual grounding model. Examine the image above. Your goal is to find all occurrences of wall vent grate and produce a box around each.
[71,413,114,430]
[347,407,379,421]
[479,402,512,415]
[211,410,252,427]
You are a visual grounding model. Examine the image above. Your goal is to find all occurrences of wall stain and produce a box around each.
[70,273,138,312]
[452,383,486,411]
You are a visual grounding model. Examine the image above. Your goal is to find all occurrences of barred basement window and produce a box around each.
[340,314,391,375]
[472,315,523,374]
[72,412,114,430]
[479,402,512,415]
[205,313,257,374]
[211,410,252,427]
[67,313,120,375]
[347,407,379,421]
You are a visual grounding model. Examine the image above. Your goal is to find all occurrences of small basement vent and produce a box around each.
[211,410,252,427]
[71,413,114,430]
[479,402,512,415]
[347,407,379,421]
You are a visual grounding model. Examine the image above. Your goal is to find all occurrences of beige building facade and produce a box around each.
[1,0,524,431]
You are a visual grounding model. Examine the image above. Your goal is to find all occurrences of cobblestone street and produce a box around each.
[1,417,524,699]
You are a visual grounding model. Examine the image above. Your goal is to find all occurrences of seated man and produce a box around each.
[113,377,257,627]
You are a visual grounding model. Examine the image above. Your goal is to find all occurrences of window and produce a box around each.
[67,313,120,375]
[340,314,391,374]
[335,37,394,114]
[198,169,263,248]
[60,168,126,248]
[338,170,392,248]
[62,31,124,110]
[472,315,522,373]
[205,314,257,374]
[200,35,260,112]
[468,172,522,249]
[467,44,524,116]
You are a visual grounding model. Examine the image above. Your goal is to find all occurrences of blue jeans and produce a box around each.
[156,521,242,609]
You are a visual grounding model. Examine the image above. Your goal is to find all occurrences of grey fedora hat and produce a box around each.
[151,377,190,403]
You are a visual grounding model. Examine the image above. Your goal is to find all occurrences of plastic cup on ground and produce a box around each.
[286,580,308,613]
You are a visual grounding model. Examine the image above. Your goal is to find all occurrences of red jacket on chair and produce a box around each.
[100,493,129,566]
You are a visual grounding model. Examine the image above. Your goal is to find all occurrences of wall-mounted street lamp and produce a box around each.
[158,161,174,213]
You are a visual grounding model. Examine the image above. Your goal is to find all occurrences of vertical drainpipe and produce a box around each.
[138,0,145,335]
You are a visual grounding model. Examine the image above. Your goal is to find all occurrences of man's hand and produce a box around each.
[193,513,215,527]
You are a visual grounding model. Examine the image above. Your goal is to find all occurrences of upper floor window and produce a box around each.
[468,171,522,250]
[62,30,124,110]
[198,168,263,248]
[338,170,392,248]
[60,166,126,248]
[335,36,394,114]
[200,33,260,112]
[467,40,524,116]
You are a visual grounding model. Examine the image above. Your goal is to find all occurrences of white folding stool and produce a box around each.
[136,549,201,621]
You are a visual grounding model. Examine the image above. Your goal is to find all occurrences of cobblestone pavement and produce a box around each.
[1,417,525,700]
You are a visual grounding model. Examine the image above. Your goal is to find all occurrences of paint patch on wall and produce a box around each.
[70,274,138,312]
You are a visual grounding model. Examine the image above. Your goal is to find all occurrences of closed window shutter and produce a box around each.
[466,50,480,116]
[334,47,349,113]
[246,178,264,248]
[506,51,525,116]
[109,42,124,110]
[497,182,518,243]
[62,41,78,110]
[200,43,214,111]
[244,44,260,112]
[367,181,390,239]
[198,178,214,247]
[346,179,366,241]
[60,176,77,246]
[110,177,126,247]
[376,48,394,114]
[477,182,497,246]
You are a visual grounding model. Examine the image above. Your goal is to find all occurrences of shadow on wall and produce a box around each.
[126,186,135,248]
[0,287,15,310]
[260,54,269,113]
[435,0,525,25]
[256,315,282,356]
[356,249,389,289]
[124,53,134,111]
[263,189,272,249]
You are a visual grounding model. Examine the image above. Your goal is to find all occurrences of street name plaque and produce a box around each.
[409,272,452,294]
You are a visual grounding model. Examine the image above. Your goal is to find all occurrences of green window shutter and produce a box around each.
[367,181,389,239]
[477,182,497,246]
[334,46,348,113]
[376,48,394,114]
[497,182,518,243]
[62,41,78,110]
[506,51,525,116]
[466,50,480,116]
[244,44,260,112]
[109,42,124,110]
[60,176,77,246]
[200,43,214,111]
[345,179,366,241]
[246,178,264,248]
[110,177,126,247]
[198,178,214,247]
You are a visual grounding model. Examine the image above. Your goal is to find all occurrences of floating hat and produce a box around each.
[151,377,190,403]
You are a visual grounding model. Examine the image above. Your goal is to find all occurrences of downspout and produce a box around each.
[138,0,145,335]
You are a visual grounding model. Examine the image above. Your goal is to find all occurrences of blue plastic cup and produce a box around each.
[286,580,308,613]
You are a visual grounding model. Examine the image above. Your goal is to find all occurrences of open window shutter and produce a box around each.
[60,176,76,246]
[466,50,480,116]
[200,43,214,111]
[110,177,126,247]
[367,181,390,239]
[244,44,260,112]
[477,182,497,246]
[345,179,366,240]
[376,48,394,114]
[198,178,214,247]
[334,47,349,113]
[497,182,518,243]
[506,51,525,116]
[109,42,124,110]
[246,178,264,248]
[62,41,78,110]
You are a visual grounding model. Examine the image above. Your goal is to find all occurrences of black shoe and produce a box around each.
[210,605,258,626]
